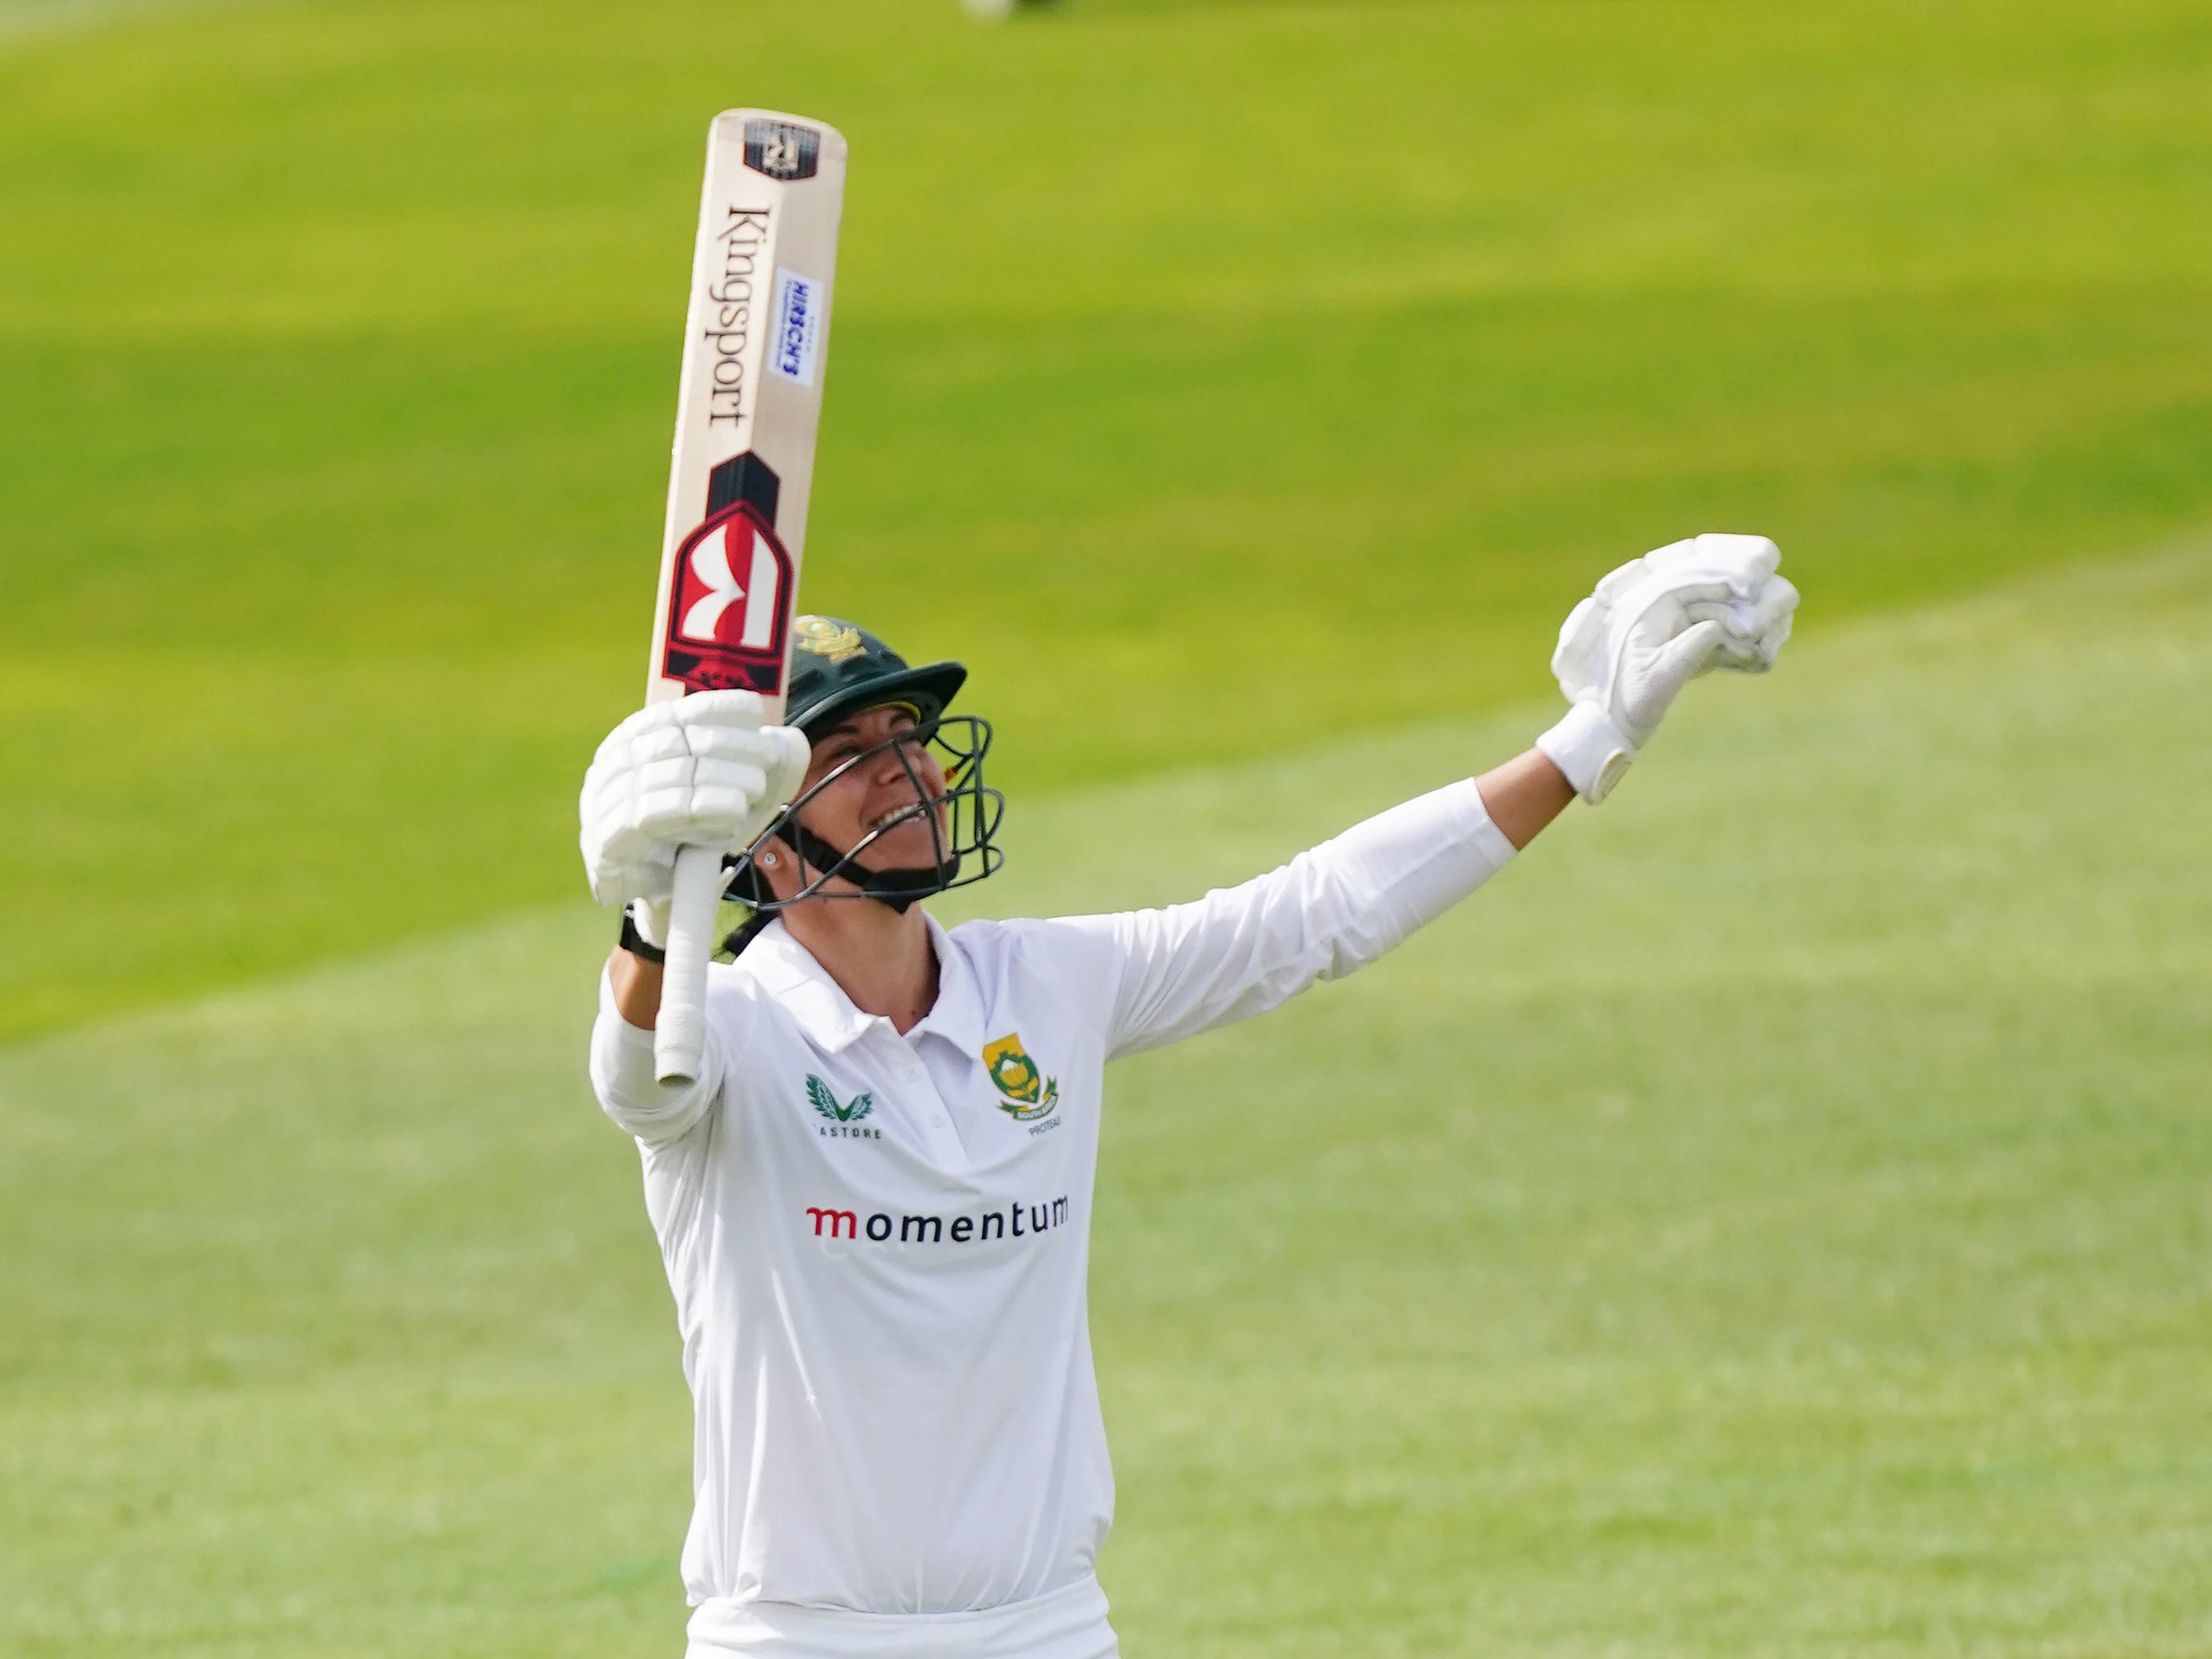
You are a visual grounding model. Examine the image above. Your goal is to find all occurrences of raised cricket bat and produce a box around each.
[647,110,847,1084]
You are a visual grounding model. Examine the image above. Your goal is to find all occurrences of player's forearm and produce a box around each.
[592,964,723,1144]
[1474,747,1577,851]
[1100,778,1520,1054]
[607,946,664,1030]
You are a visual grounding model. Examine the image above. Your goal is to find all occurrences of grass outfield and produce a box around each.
[3,548,2206,1656]
[5,0,2212,1034]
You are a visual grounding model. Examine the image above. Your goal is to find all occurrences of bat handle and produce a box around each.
[653,843,726,1085]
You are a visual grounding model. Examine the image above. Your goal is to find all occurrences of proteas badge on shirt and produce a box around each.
[982,1034,1058,1123]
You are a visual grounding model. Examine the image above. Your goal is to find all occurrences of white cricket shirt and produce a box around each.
[589,778,1518,1650]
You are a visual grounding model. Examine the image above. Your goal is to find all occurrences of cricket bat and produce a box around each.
[647,110,847,1084]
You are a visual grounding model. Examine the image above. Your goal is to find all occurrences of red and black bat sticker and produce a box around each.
[662,500,794,694]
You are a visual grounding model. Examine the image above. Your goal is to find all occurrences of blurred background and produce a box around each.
[3,0,2207,1653]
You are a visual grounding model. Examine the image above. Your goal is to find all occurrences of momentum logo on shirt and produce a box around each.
[805,1194,1072,1245]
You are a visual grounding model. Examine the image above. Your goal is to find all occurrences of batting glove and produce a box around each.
[579,690,810,940]
[1537,533,1799,802]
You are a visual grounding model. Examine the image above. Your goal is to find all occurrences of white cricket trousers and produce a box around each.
[683,1574,1119,1659]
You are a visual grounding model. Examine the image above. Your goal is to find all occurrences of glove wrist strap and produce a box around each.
[620,901,669,963]
[1536,702,1637,804]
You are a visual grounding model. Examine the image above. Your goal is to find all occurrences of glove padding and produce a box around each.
[579,690,810,913]
[1539,533,1799,801]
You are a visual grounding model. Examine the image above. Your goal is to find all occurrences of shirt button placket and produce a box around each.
[895,1043,960,1157]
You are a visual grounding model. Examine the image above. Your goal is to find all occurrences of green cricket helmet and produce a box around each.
[785,615,968,736]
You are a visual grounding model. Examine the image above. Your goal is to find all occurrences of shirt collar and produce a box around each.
[741,920,880,1052]
[741,911,982,1057]
[908,911,985,1057]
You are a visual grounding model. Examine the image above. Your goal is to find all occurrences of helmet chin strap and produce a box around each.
[772,822,960,915]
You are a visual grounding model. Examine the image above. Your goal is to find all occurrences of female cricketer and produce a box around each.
[579,534,1799,1657]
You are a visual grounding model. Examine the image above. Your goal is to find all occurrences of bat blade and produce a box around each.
[649,109,846,1085]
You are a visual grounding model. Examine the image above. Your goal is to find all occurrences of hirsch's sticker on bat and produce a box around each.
[769,269,822,387]
[663,502,794,694]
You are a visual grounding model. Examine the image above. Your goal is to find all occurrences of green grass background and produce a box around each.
[5,552,2209,1654]
[3,0,2210,1652]
[6,0,2212,1032]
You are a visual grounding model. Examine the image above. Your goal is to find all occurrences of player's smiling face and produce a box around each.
[798,704,951,869]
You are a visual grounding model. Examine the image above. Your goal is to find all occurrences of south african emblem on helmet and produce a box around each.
[982,1032,1058,1122]
[794,615,866,663]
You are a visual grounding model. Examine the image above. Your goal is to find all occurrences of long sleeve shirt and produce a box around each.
[588,779,1518,1649]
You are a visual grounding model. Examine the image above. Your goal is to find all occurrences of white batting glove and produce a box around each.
[1536,532,1799,802]
[579,690,810,940]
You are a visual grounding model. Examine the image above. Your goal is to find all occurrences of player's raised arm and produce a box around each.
[1080,533,1799,1057]
[578,690,807,1136]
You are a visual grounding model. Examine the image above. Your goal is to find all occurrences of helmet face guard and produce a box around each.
[731,714,1003,915]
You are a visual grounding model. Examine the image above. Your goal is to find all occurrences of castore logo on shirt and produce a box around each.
[981,1032,1058,1126]
[806,1073,882,1140]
